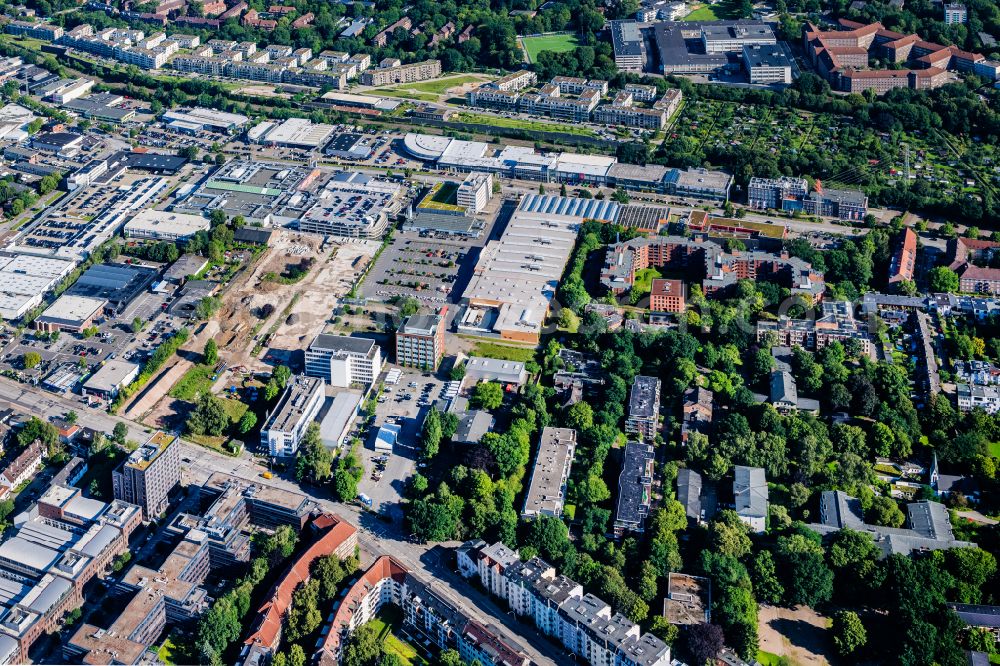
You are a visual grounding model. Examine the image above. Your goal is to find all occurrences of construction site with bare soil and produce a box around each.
[122,229,379,433]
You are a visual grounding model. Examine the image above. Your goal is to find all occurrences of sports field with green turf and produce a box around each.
[521,33,580,62]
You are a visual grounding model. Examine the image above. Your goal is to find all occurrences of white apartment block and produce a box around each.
[304,334,383,388]
[467,542,672,666]
[957,383,1000,413]
[493,69,537,91]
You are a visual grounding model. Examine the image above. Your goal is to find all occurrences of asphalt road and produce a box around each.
[0,376,564,666]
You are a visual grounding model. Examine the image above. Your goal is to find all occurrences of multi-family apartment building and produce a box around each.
[957,383,1000,413]
[304,333,383,387]
[372,16,412,47]
[492,69,537,91]
[801,186,869,220]
[614,441,655,536]
[359,59,441,85]
[462,542,672,666]
[888,227,917,288]
[756,300,872,356]
[593,90,668,129]
[260,375,325,457]
[649,278,685,312]
[5,20,63,41]
[748,176,867,220]
[626,375,661,440]
[519,81,602,122]
[747,176,809,210]
[804,18,997,94]
[316,554,532,666]
[112,430,180,521]
[947,237,1000,295]
[601,235,825,303]
[681,386,714,445]
[70,474,319,665]
[944,3,967,24]
[521,427,576,520]
[396,311,446,370]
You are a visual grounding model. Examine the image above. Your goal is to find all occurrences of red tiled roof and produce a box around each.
[243,514,358,650]
[884,34,920,49]
[318,556,409,659]
[889,227,917,283]
[838,18,867,29]
[958,264,1000,282]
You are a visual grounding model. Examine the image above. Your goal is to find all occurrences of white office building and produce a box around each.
[260,375,325,457]
[455,172,493,213]
[304,334,382,388]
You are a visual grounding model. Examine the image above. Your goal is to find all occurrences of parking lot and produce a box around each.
[360,214,505,305]
[0,289,185,406]
[356,366,450,519]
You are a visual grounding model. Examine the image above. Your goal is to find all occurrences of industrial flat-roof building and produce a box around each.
[66,263,159,311]
[304,334,383,388]
[252,117,336,149]
[611,20,646,71]
[125,209,211,240]
[298,172,404,239]
[260,375,325,457]
[458,194,618,343]
[82,360,140,400]
[161,107,249,133]
[522,427,576,519]
[463,356,528,386]
[112,431,180,521]
[319,390,363,450]
[34,295,105,333]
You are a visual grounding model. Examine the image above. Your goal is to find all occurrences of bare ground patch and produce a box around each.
[757,605,835,666]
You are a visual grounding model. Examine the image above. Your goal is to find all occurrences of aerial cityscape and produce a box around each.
[0,0,993,664]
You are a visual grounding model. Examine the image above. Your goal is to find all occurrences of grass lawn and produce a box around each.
[683,0,747,20]
[169,364,217,401]
[403,74,484,94]
[188,434,233,455]
[632,267,663,295]
[682,4,720,20]
[756,651,786,666]
[368,610,429,666]
[452,112,597,137]
[157,637,177,665]
[218,397,249,424]
[521,32,580,61]
[470,341,537,363]
[988,441,1000,457]
[372,88,439,102]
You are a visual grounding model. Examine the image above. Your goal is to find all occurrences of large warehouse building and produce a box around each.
[124,209,211,241]
[457,194,619,343]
